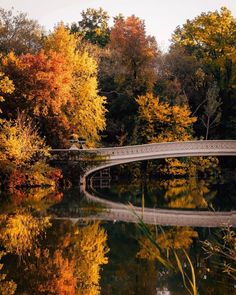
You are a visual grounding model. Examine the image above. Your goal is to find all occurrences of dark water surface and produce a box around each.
[0,160,236,294]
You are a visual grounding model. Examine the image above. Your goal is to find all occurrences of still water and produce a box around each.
[0,159,236,294]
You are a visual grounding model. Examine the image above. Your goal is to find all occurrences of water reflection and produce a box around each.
[0,166,235,294]
[90,168,236,211]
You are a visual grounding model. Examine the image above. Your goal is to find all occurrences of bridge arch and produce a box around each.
[81,140,236,183]
[51,140,236,227]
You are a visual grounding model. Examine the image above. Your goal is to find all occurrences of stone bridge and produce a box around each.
[52,140,236,182]
[52,140,236,227]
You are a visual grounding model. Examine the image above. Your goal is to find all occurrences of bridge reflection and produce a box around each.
[55,189,236,228]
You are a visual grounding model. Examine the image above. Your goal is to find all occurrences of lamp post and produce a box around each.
[78,137,86,149]
[69,137,86,149]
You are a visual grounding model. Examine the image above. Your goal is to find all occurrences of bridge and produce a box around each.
[52,140,236,227]
[52,140,236,182]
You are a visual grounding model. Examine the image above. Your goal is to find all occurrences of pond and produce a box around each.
[0,158,235,294]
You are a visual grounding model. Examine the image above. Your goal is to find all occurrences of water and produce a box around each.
[0,160,236,294]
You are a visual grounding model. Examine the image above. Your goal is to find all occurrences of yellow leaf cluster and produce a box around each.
[0,211,50,255]
[0,115,49,166]
[44,24,107,146]
[172,7,236,70]
[0,70,14,121]
[137,93,196,143]
[73,222,109,294]
[160,178,209,209]
[137,226,198,261]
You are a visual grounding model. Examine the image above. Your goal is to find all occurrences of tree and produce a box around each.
[44,24,107,146]
[136,93,196,143]
[0,114,61,188]
[11,221,109,295]
[0,114,49,166]
[0,70,14,121]
[100,16,159,145]
[0,7,43,54]
[1,24,106,147]
[171,7,236,138]
[201,82,222,139]
[70,7,110,47]
[108,15,158,96]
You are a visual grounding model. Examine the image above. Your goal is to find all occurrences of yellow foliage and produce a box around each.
[20,221,109,295]
[0,69,14,122]
[44,24,107,146]
[73,222,109,294]
[44,22,78,66]
[172,7,236,68]
[0,211,51,255]
[137,93,199,176]
[0,115,49,166]
[0,251,16,295]
[33,248,77,295]
[137,226,198,260]
[161,178,209,209]
[136,93,196,143]
[0,71,14,102]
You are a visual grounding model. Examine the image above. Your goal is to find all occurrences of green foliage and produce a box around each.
[201,82,222,139]
[71,7,110,47]
[171,6,236,138]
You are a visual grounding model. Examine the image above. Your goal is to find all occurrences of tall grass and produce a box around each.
[131,206,198,295]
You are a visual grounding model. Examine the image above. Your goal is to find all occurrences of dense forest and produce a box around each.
[0,6,235,294]
[0,6,235,186]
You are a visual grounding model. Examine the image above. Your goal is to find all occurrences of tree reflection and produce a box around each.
[137,226,198,261]
[3,220,109,295]
[160,178,210,209]
[0,209,50,256]
[0,251,16,295]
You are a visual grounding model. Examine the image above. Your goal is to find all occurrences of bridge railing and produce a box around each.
[83,140,236,158]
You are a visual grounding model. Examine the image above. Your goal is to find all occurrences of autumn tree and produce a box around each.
[135,93,219,176]
[44,24,106,146]
[0,114,61,188]
[0,7,43,54]
[70,7,110,47]
[171,7,236,138]
[136,93,196,143]
[1,24,106,147]
[108,15,158,95]
[10,221,109,295]
[0,69,14,121]
[155,47,212,138]
[99,15,159,145]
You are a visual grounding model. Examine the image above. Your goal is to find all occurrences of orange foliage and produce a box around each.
[109,16,158,93]
[34,249,77,295]
[1,24,106,147]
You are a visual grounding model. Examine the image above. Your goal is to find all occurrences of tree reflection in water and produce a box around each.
[0,189,109,294]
